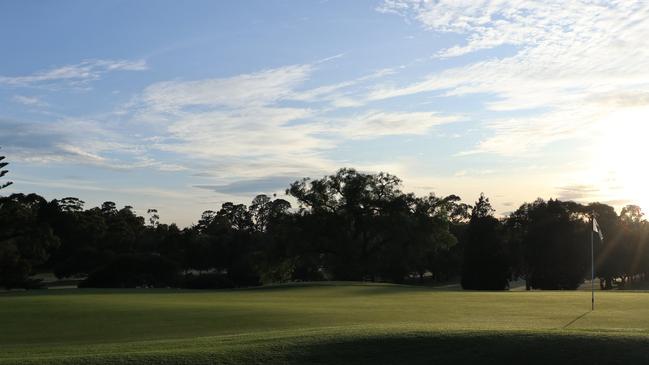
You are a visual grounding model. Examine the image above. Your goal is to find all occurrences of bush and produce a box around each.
[79,254,179,288]
[179,273,234,289]
[54,247,115,278]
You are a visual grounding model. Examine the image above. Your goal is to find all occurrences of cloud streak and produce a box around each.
[11,95,48,107]
[0,59,147,88]
[125,62,457,180]
[141,64,311,111]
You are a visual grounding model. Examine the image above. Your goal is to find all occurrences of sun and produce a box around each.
[591,106,649,211]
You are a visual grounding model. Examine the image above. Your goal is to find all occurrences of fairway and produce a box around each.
[3,283,649,364]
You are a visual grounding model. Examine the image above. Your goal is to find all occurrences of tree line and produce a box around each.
[1,164,647,290]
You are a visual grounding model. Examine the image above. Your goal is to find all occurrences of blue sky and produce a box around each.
[2,0,649,225]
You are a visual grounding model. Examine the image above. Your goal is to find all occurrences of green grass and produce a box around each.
[3,283,649,364]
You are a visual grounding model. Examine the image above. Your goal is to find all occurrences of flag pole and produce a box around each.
[591,214,595,311]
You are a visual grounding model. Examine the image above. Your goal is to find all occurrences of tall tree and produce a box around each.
[585,202,621,289]
[147,209,160,227]
[508,199,587,290]
[617,205,648,286]
[461,194,510,290]
[0,194,60,288]
[287,168,458,282]
[0,148,12,191]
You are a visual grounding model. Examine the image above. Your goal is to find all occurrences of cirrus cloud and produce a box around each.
[0,59,147,88]
[377,0,649,155]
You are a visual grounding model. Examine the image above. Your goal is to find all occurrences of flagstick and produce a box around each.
[591,216,595,311]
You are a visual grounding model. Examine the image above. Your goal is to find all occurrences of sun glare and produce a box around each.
[592,106,649,211]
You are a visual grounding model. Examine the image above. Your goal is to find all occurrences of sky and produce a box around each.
[2,0,649,226]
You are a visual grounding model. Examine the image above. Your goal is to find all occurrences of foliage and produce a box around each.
[286,168,460,282]
[79,253,178,288]
[2,167,649,290]
[0,147,12,190]
[0,194,59,289]
[461,194,510,290]
[508,199,589,289]
[179,272,234,289]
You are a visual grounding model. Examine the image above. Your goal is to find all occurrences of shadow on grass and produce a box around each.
[275,332,649,365]
[239,281,443,295]
[562,311,591,329]
[12,331,649,365]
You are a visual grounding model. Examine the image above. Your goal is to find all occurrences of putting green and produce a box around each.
[2,283,649,364]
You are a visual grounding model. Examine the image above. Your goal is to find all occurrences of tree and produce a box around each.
[197,210,217,232]
[617,205,648,287]
[287,168,405,280]
[0,148,12,191]
[217,202,252,231]
[461,194,510,290]
[471,193,494,219]
[0,194,60,288]
[101,201,117,216]
[586,202,622,289]
[287,168,459,283]
[79,253,178,288]
[250,194,272,232]
[50,203,109,278]
[58,197,85,213]
[147,209,160,227]
[508,199,587,290]
[10,165,649,291]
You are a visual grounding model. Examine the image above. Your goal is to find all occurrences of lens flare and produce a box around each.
[591,106,649,211]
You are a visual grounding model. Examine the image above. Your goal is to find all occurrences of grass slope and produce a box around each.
[2,283,649,364]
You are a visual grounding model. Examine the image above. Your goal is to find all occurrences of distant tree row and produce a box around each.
[463,197,649,290]
[1,165,647,290]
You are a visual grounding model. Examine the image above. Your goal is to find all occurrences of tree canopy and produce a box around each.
[1,167,648,291]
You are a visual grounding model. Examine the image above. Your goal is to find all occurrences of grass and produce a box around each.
[2,282,649,364]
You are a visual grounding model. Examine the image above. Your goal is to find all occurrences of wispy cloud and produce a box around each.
[0,117,180,172]
[11,95,48,107]
[194,175,299,195]
[141,64,311,111]
[378,0,649,155]
[290,67,398,108]
[330,110,457,140]
[556,184,599,201]
[126,62,456,180]
[0,59,147,88]
[3,52,460,200]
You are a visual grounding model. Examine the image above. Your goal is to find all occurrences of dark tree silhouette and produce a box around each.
[508,199,587,290]
[0,194,60,288]
[0,148,12,190]
[586,202,620,289]
[461,194,510,290]
[147,209,160,227]
[287,168,459,282]
[1,166,649,291]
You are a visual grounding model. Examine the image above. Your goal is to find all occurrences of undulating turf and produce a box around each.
[2,283,649,364]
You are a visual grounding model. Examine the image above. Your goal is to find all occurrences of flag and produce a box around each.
[593,218,604,240]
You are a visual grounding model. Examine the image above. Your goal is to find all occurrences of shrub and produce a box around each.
[179,273,234,289]
[80,254,179,288]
